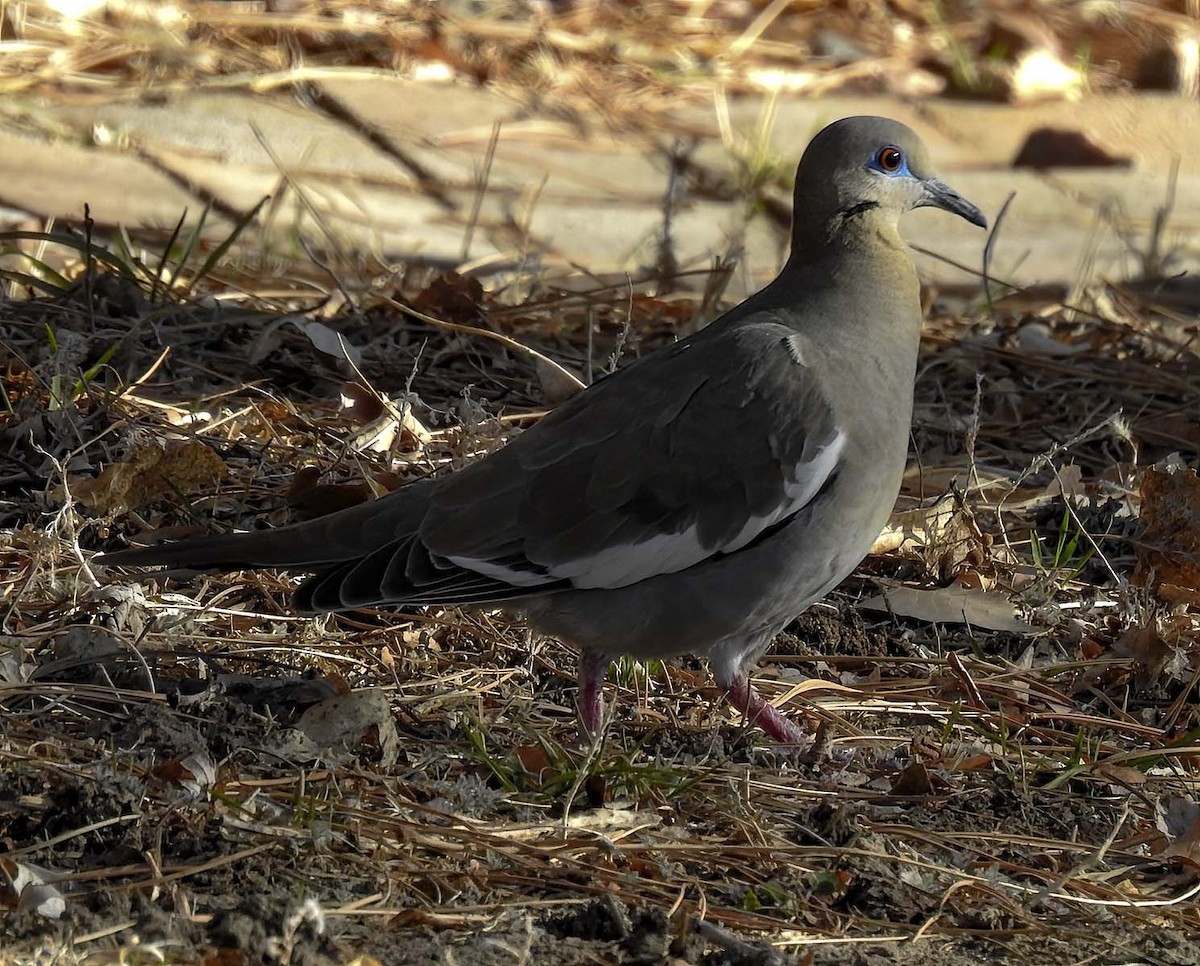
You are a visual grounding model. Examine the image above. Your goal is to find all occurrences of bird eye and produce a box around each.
[876,146,904,173]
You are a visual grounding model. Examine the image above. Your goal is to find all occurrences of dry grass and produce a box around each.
[3,2,1200,963]
[3,0,1198,114]
[0,205,1198,963]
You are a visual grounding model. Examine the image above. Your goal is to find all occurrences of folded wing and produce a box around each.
[106,320,843,614]
[317,319,843,607]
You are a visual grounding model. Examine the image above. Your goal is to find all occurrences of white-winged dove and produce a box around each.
[101,116,986,743]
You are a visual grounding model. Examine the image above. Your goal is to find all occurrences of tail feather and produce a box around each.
[97,478,437,573]
[99,476,568,613]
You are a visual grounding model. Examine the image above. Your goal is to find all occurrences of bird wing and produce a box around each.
[331,318,842,605]
[107,319,843,613]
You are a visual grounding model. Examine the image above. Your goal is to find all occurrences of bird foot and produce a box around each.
[577,648,611,737]
[723,672,809,744]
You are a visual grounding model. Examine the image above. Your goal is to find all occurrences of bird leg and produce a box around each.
[722,672,808,744]
[577,648,612,736]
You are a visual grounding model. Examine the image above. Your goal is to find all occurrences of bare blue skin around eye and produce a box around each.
[867,147,911,178]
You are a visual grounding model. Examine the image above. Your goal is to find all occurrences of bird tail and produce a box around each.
[97,477,438,575]
[98,476,558,613]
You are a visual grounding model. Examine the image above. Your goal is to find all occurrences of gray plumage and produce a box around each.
[101,116,986,743]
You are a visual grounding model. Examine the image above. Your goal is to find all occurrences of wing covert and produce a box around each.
[422,319,844,592]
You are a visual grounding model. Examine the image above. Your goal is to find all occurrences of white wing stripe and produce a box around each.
[446,429,846,592]
[442,555,556,587]
[724,429,845,553]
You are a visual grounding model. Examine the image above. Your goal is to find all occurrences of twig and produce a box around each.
[388,295,585,392]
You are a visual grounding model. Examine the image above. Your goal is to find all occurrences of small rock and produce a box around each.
[1012,127,1133,169]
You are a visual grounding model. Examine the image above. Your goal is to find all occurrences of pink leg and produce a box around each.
[723,672,808,744]
[578,649,611,736]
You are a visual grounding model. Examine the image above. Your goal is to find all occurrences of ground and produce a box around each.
[2,3,1200,965]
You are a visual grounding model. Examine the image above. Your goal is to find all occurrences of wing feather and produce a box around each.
[110,318,844,613]
[422,319,843,592]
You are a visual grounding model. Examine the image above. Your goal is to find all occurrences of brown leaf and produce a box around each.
[889,762,941,797]
[952,754,995,773]
[202,950,247,966]
[340,381,386,423]
[287,467,407,521]
[287,466,371,519]
[872,492,987,580]
[1135,461,1200,605]
[515,744,554,784]
[349,402,433,456]
[910,730,943,764]
[1094,763,1148,787]
[73,440,226,514]
[1113,624,1175,688]
[152,757,196,786]
[411,273,486,325]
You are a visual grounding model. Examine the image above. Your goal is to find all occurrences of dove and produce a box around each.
[102,116,986,743]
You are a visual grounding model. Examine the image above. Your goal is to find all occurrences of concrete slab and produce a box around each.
[1,81,1196,298]
[0,128,202,229]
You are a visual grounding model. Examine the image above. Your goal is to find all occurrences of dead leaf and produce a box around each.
[202,950,249,966]
[287,466,370,518]
[279,689,399,767]
[12,862,66,920]
[1135,459,1200,607]
[515,744,553,783]
[952,754,994,773]
[1094,763,1148,787]
[1113,623,1178,689]
[911,730,943,764]
[340,381,386,423]
[863,582,1033,633]
[890,762,940,797]
[872,492,986,579]
[349,397,432,455]
[72,440,226,514]
[287,467,408,520]
[1013,321,1094,356]
[411,273,486,325]
[1159,796,1200,872]
[536,356,584,404]
[290,319,362,365]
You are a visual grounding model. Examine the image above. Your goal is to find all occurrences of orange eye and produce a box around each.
[876,146,903,173]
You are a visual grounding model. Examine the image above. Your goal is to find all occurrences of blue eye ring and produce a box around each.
[872,145,907,176]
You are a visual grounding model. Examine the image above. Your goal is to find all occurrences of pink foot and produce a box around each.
[578,649,611,737]
[723,672,808,744]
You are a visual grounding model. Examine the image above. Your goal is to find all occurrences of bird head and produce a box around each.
[793,116,987,244]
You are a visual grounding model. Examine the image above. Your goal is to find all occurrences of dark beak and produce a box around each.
[919,179,988,229]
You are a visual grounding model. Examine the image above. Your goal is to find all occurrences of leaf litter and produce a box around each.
[1,3,1200,960]
[0,203,1198,965]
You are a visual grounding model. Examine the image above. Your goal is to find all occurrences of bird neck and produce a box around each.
[790,204,906,263]
[781,216,917,313]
